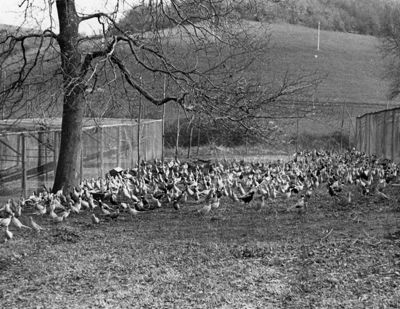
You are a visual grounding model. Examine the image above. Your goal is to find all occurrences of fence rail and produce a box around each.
[356,107,400,162]
[0,119,162,197]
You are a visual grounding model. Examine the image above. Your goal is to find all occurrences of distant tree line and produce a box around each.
[116,0,400,37]
[232,0,399,37]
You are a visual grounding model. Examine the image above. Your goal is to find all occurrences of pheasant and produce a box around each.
[198,203,212,216]
[29,217,46,233]
[4,227,13,241]
[11,216,31,229]
[0,215,12,228]
[238,190,255,204]
[91,213,100,224]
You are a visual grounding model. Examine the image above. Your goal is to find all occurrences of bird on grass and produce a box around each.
[33,203,47,216]
[328,180,342,197]
[0,215,12,228]
[4,227,13,241]
[197,203,212,216]
[50,211,64,224]
[238,190,255,204]
[211,196,220,210]
[105,209,120,220]
[1,200,14,216]
[91,213,100,224]
[254,195,266,212]
[173,200,180,210]
[60,209,71,221]
[128,206,139,218]
[11,216,31,229]
[347,192,353,204]
[286,195,307,213]
[29,217,46,233]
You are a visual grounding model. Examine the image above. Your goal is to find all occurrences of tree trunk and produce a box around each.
[52,0,85,193]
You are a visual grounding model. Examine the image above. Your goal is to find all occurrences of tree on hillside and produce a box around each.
[0,0,318,193]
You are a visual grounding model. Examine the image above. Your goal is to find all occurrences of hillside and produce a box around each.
[257,23,397,140]
[268,23,388,104]
[1,21,396,143]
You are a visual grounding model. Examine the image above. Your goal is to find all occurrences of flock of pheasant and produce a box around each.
[0,149,398,242]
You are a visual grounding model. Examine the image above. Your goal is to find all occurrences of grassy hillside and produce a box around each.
[268,23,389,104]
[1,21,396,144]
[257,23,397,141]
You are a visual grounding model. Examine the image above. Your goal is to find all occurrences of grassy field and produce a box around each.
[1,182,399,308]
[160,22,397,140]
[262,23,396,138]
[267,23,388,104]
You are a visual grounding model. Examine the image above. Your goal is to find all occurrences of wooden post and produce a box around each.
[100,127,104,177]
[44,133,48,183]
[188,125,193,159]
[137,76,142,166]
[38,130,45,182]
[131,125,135,168]
[80,140,83,184]
[383,111,387,158]
[340,103,345,152]
[296,117,299,153]
[392,110,396,161]
[53,131,58,175]
[355,117,360,151]
[21,134,27,198]
[175,105,180,161]
[117,126,121,167]
[368,114,372,155]
[197,126,201,156]
[144,125,148,162]
[161,76,166,162]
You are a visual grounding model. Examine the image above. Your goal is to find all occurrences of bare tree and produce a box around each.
[0,0,319,193]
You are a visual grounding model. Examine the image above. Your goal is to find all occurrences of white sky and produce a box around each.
[0,0,133,35]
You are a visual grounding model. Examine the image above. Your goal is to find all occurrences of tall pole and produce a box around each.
[137,76,142,166]
[161,75,166,162]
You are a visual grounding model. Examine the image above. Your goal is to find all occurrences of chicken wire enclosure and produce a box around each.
[356,108,400,162]
[0,119,162,197]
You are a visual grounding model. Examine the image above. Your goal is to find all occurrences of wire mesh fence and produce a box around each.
[0,119,162,198]
[356,107,400,162]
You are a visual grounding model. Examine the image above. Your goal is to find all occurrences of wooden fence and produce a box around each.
[0,119,162,197]
[355,107,400,162]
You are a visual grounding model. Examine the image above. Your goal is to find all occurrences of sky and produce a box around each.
[0,0,132,35]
